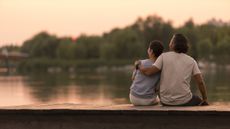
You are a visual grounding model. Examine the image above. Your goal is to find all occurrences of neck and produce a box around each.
[149,56,157,61]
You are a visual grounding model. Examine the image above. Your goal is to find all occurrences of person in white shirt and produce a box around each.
[137,34,208,106]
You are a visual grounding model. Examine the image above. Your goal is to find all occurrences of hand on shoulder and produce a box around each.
[134,60,141,70]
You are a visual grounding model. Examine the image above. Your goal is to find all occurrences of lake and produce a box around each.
[0,67,230,107]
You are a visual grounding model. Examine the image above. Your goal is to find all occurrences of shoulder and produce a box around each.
[157,52,173,60]
[140,59,155,68]
[141,59,153,64]
[161,51,174,56]
[180,53,199,65]
[164,51,174,55]
[166,51,194,60]
[182,53,196,61]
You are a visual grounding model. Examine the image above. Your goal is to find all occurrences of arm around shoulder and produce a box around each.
[139,65,160,76]
[138,54,163,76]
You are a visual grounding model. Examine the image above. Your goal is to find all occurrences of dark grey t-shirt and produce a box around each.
[130,59,160,99]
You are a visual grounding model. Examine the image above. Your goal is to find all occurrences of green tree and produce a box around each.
[138,15,174,49]
[215,36,230,64]
[197,39,213,60]
[103,28,145,59]
[177,19,199,59]
[99,42,116,60]
[56,38,75,60]
[21,32,59,58]
[74,35,103,59]
[0,45,20,52]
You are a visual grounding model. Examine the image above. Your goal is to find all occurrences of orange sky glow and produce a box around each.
[0,0,230,46]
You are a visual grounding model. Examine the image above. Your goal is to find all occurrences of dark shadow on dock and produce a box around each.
[0,104,230,129]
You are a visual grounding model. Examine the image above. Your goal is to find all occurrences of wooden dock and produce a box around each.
[0,103,230,129]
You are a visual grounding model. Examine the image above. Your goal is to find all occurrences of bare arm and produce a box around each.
[139,65,160,76]
[193,74,208,103]
[131,60,141,81]
[131,69,137,81]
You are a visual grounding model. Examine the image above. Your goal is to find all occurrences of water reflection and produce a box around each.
[0,76,33,106]
[203,68,230,102]
[0,68,230,107]
[0,71,132,106]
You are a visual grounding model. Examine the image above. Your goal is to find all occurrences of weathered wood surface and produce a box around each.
[0,103,229,129]
[1,103,230,110]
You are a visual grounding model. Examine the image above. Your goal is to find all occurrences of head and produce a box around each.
[148,40,164,58]
[169,34,189,53]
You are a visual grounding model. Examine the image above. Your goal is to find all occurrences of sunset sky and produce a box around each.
[1,0,230,46]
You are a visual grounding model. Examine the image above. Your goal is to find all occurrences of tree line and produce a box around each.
[1,15,230,71]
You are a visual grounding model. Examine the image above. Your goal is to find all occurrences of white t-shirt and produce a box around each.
[153,51,201,105]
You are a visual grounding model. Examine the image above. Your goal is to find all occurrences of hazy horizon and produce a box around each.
[1,0,230,46]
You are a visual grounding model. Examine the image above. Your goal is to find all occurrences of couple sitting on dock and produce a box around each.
[130,34,208,106]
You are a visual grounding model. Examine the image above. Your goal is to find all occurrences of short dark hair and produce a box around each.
[149,40,164,57]
[172,34,189,53]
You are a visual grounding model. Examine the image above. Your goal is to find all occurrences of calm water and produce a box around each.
[0,68,230,107]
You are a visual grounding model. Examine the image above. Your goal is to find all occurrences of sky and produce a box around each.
[0,0,230,46]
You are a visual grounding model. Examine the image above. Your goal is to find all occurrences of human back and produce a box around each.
[130,59,160,99]
[130,40,164,106]
[156,51,200,105]
[139,34,208,106]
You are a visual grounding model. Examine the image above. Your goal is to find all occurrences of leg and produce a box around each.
[129,94,158,106]
[161,95,202,106]
[182,95,202,106]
